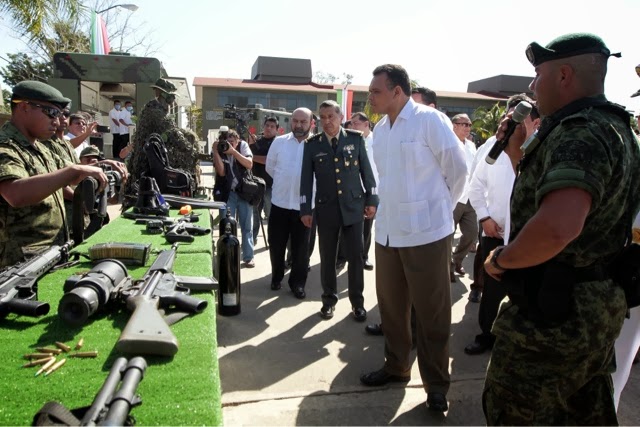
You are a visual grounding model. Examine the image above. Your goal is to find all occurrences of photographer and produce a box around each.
[213,128,256,267]
[248,117,278,245]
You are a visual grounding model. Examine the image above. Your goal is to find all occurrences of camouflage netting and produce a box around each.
[123,101,200,210]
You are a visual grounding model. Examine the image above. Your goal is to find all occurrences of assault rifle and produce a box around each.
[32,357,147,426]
[58,243,215,356]
[0,241,74,318]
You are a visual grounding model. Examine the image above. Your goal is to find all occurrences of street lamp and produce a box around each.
[96,3,139,14]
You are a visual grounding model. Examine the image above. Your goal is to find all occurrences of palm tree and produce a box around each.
[0,0,85,41]
[472,102,505,143]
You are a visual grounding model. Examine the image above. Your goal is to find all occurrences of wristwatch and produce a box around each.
[479,216,491,223]
[490,246,507,271]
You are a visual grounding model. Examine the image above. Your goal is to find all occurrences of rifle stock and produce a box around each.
[117,295,178,356]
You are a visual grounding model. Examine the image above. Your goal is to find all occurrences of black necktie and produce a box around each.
[331,137,338,152]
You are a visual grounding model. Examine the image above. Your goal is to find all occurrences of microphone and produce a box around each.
[485,101,532,165]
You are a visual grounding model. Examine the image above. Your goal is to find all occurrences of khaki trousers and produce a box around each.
[375,235,452,394]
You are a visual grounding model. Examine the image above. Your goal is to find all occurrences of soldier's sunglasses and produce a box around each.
[14,101,63,119]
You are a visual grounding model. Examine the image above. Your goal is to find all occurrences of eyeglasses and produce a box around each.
[454,122,472,128]
[63,111,70,118]
[72,121,87,126]
[15,101,63,119]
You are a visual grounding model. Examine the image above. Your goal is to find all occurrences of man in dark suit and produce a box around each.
[300,100,378,321]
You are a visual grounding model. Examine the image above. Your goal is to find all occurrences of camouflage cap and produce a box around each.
[525,33,621,67]
[11,80,71,107]
[149,78,177,94]
[79,145,101,158]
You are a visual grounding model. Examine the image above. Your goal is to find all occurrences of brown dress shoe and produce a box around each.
[454,262,466,275]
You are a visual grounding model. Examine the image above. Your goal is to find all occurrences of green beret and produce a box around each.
[11,80,71,107]
[149,78,177,94]
[79,145,101,158]
[525,33,621,67]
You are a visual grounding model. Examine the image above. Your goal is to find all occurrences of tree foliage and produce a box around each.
[187,103,203,139]
[0,53,53,86]
[472,102,505,143]
[0,0,85,40]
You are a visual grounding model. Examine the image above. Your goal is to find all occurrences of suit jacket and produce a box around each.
[300,128,378,227]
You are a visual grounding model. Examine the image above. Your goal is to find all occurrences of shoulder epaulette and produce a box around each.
[345,129,363,136]
[306,133,322,143]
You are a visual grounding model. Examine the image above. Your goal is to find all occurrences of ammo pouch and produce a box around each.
[143,133,194,197]
[609,243,640,308]
[504,260,608,325]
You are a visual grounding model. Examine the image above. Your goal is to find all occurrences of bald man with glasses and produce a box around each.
[0,81,116,267]
[449,113,478,283]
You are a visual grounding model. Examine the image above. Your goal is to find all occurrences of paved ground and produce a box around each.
[127,163,640,426]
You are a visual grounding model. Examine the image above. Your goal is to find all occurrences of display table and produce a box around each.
[0,210,222,426]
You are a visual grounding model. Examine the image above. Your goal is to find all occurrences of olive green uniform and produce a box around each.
[0,122,69,267]
[300,128,378,308]
[41,136,79,227]
[483,97,640,424]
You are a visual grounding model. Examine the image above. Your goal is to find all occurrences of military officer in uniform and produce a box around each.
[300,100,379,321]
[0,81,110,267]
[483,33,640,424]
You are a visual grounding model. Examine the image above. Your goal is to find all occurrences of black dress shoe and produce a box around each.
[469,288,482,303]
[271,282,281,291]
[450,271,456,283]
[320,305,335,319]
[454,262,466,275]
[365,323,383,336]
[464,340,491,355]
[426,392,448,412]
[360,368,410,386]
[292,286,306,299]
[363,260,374,271]
[335,260,346,271]
[353,307,367,322]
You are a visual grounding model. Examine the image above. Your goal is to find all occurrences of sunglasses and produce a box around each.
[454,122,472,128]
[23,101,63,119]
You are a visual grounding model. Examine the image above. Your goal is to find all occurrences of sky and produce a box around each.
[1,0,640,112]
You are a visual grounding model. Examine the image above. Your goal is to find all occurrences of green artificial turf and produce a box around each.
[0,209,222,426]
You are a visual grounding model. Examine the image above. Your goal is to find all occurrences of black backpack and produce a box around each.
[143,133,194,196]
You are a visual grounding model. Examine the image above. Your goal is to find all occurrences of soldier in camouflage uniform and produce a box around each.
[123,78,199,207]
[0,81,109,267]
[482,33,640,425]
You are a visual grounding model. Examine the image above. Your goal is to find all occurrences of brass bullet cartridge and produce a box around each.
[22,357,54,368]
[23,353,54,360]
[74,338,84,350]
[35,347,62,355]
[35,358,57,376]
[54,342,71,352]
[69,351,98,358]
[44,358,66,377]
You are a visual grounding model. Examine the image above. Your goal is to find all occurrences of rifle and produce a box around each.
[32,357,147,426]
[73,168,123,244]
[58,243,215,356]
[0,241,74,318]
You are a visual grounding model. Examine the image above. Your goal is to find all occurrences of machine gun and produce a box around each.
[58,243,216,356]
[0,241,74,318]
[223,103,251,139]
[72,166,123,244]
[32,357,147,426]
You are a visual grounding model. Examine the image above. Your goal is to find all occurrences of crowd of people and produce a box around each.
[2,31,640,423]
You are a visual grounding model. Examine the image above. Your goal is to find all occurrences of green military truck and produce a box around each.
[48,52,190,158]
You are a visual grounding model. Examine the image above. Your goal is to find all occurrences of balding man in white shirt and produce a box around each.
[266,108,314,299]
[359,64,467,413]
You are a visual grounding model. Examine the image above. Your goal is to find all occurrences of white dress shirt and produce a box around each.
[109,108,121,134]
[468,148,515,244]
[266,132,310,210]
[372,98,468,248]
[469,136,496,178]
[66,132,89,157]
[364,132,378,185]
[119,109,132,135]
[457,138,477,204]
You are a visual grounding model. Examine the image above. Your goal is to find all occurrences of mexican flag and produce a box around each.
[90,10,111,54]
[336,85,353,120]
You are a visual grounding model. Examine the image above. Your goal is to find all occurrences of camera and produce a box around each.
[217,125,230,155]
